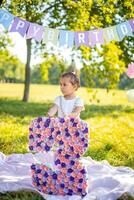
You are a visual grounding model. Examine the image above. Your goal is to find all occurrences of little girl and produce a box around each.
[47,72,84,118]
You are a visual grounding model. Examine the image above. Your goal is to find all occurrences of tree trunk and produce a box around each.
[22,39,32,102]
[0,0,3,6]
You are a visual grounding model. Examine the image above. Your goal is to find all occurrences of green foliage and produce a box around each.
[0,33,13,50]
[45,0,134,88]
[0,49,25,82]
[1,0,134,89]
[40,55,66,84]
[119,74,134,89]
[80,42,125,89]
[31,65,42,83]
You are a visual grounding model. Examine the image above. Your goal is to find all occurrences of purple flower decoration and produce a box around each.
[67,189,73,195]
[29,134,34,139]
[44,172,48,177]
[55,159,60,165]
[68,168,73,173]
[72,122,77,127]
[80,169,86,174]
[83,127,88,133]
[70,160,75,166]
[61,162,66,168]
[44,145,50,151]
[52,173,57,179]
[36,169,42,173]
[70,118,75,122]
[31,164,36,170]
[29,146,33,151]
[60,183,65,188]
[59,118,65,123]
[29,116,89,196]
[37,124,40,129]
[37,117,42,122]
[77,188,82,193]
[59,140,64,145]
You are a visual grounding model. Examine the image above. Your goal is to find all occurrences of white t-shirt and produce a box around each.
[54,96,84,118]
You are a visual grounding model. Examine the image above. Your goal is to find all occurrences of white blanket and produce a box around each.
[0,151,134,200]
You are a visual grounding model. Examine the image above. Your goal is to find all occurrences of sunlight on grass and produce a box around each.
[0,83,134,169]
[0,83,132,105]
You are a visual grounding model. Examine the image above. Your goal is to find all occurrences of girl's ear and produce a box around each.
[74,84,78,90]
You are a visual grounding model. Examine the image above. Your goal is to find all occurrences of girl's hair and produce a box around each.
[60,71,80,89]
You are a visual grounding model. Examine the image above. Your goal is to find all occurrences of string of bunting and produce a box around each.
[0,9,134,47]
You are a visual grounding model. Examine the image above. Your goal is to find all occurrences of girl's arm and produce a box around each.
[68,106,83,118]
[47,104,58,117]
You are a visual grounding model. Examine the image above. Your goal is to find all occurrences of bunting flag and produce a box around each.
[116,22,133,41]
[75,31,89,47]
[88,29,104,46]
[59,30,74,47]
[0,9,14,29]
[129,19,134,31]
[103,26,120,44]
[43,28,59,45]
[0,8,133,48]
[10,17,30,37]
[26,23,44,42]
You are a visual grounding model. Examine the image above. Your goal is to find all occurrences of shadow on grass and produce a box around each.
[0,190,134,200]
[0,98,51,118]
[81,104,134,119]
[0,98,133,119]
[0,187,134,200]
[0,190,45,200]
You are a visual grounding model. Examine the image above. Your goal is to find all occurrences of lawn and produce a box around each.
[0,83,134,199]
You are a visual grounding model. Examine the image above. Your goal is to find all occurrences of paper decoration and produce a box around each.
[103,26,120,43]
[59,30,74,47]
[126,63,134,79]
[88,29,104,47]
[10,17,30,37]
[0,9,14,29]
[29,117,89,196]
[116,22,133,41]
[26,23,44,42]
[0,9,133,47]
[129,19,134,31]
[75,31,89,47]
[43,28,59,45]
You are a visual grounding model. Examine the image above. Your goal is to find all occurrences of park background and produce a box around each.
[0,0,134,199]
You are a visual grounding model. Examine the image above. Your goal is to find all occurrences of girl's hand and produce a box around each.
[67,113,79,118]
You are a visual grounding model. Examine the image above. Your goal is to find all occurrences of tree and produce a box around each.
[0,49,25,82]
[31,64,43,84]
[80,42,125,88]
[1,0,134,101]
[40,55,66,84]
[43,0,134,89]
[1,0,53,101]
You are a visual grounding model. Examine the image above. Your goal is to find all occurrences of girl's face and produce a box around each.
[60,77,77,96]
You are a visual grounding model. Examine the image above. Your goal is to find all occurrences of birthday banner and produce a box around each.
[0,9,134,47]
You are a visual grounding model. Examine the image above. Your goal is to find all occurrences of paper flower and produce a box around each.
[29,117,89,196]
[126,63,134,78]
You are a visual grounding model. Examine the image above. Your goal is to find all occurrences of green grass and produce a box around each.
[0,190,44,200]
[0,83,134,199]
